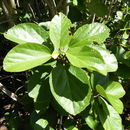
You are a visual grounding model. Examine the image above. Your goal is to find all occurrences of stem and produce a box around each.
[28,3,36,20]
[9,0,17,14]
[92,13,96,23]
[63,0,70,15]
[0,83,18,102]
[16,0,20,7]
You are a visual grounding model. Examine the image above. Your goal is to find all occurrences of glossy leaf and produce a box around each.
[70,23,110,47]
[34,119,49,130]
[97,97,123,130]
[4,23,48,44]
[49,65,91,115]
[96,82,125,114]
[69,65,90,85]
[66,45,117,75]
[3,43,51,72]
[50,12,72,51]
[91,45,118,73]
[105,82,125,98]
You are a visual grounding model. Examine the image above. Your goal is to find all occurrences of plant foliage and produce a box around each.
[2,12,126,130]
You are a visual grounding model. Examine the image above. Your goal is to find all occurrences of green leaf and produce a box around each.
[4,23,48,44]
[3,43,51,72]
[66,45,117,75]
[70,23,110,47]
[69,65,90,85]
[85,115,98,130]
[91,72,109,89]
[49,65,91,115]
[28,67,51,112]
[85,0,108,17]
[124,51,130,59]
[34,119,49,130]
[51,98,68,116]
[97,97,123,130]
[96,82,125,114]
[50,12,72,51]
[73,0,78,6]
[106,96,124,114]
[105,82,125,98]
[91,45,118,73]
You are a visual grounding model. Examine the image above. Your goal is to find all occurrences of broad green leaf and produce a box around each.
[3,43,51,72]
[4,23,48,44]
[96,85,107,98]
[28,67,51,112]
[49,65,91,115]
[66,45,117,75]
[69,65,90,85]
[97,97,123,130]
[90,45,118,73]
[106,96,124,114]
[70,23,110,47]
[50,12,72,51]
[105,82,125,98]
[34,119,49,130]
[85,0,108,17]
[96,82,125,114]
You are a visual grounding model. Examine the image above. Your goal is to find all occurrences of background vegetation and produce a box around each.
[0,0,130,129]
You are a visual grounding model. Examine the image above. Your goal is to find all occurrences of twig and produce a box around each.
[16,0,20,7]
[92,13,96,23]
[64,0,70,15]
[0,83,18,102]
[28,3,36,20]
[52,0,57,8]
